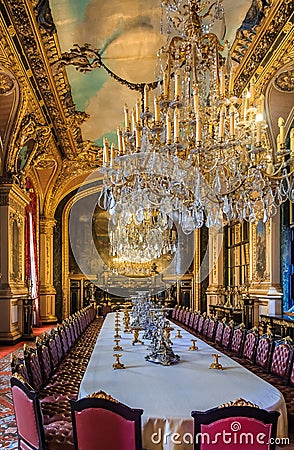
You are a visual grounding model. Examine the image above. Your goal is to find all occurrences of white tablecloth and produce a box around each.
[79,313,288,450]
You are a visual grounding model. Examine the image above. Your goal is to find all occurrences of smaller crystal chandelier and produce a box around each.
[109,209,177,263]
[111,258,154,277]
[100,0,294,232]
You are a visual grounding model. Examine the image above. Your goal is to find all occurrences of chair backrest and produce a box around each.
[11,354,29,381]
[206,318,216,341]
[197,315,205,334]
[11,375,45,450]
[270,339,293,379]
[230,326,245,355]
[47,335,59,369]
[214,321,225,345]
[242,330,259,362]
[191,403,279,450]
[189,312,195,328]
[185,310,191,326]
[178,307,184,323]
[71,392,143,450]
[255,336,273,370]
[192,313,200,331]
[171,307,177,319]
[220,324,233,349]
[202,317,210,337]
[24,345,43,391]
[36,338,52,383]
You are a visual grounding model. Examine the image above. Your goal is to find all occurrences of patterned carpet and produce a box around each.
[0,348,22,449]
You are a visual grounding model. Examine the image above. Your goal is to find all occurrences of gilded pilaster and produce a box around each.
[206,228,224,310]
[249,212,283,324]
[193,229,201,311]
[0,182,29,343]
[39,217,57,322]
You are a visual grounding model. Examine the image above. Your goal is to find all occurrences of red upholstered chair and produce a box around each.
[171,306,177,320]
[201,316,210,337]
[178,307,184,323]
[230,325,245,356]
[192,312,200,331]
[205,318,217,341]
[11,354,29,381]
[220,322,233,350]
[191,399,280,450]
[254,335,273,372]
[24,345,44,391]
[70,391,143,450]
[11,374,45,450]
[214,320,225,346]
[197,314,205,334]
[185,310,191,326]
[189,312,195,328]
[11,375,74,450]
[269,338,293,380]
[242,329,259,363]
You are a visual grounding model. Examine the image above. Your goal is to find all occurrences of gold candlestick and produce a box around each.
[113,339,123,351]
[114,327,121,339]
[132,327,144,345]
[174,329,182,339]
[210,353,223,370]
[112,353,125,369]
[189,339,198,351]
[165,326,174,340]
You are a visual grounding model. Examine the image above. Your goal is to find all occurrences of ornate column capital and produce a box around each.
[39,217,56,235]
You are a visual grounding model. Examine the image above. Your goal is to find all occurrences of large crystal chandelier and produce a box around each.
[100,0,294,233]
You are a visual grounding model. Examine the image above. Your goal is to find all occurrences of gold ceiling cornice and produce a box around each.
[0,0,86,161]
[232,0,294,95]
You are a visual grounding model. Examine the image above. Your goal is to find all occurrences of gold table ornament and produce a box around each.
[188,339,198,351]
[165,326,174,341]
[112,353,125,370]
[132,327,144,346]
[209,353,223,370]
[114,326,121,339]
[113,339,123,351]
[174,329,182,339]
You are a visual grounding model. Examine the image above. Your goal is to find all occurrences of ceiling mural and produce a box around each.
[49,0,252,147]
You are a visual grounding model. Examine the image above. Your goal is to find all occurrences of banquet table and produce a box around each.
[79,313,288,450]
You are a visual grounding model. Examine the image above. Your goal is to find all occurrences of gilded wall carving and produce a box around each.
[0,72,16,95]
[274,69,294,92]
[232,0,294,95]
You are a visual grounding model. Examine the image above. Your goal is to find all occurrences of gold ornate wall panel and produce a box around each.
[232,0,294,94]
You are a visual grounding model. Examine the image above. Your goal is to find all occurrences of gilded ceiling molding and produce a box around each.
[231,0,294,95]
[44,149,103,218]
[33,0,56,36]
[0,71,16,95]
[0,17,54,177]
[274,69,294,92]
[2,0,82,160]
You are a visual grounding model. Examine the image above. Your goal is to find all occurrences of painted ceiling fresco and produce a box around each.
[49,0,252,147]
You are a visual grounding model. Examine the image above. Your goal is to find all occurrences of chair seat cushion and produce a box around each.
[44,419,73,449]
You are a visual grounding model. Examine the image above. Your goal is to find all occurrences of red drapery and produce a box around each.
[24,180,41,326]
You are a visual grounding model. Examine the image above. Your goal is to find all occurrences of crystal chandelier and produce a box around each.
[111,258,154,277]
[109,209,177,263]
[100,0,294,232]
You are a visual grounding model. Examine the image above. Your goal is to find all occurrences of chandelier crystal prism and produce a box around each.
[100,0,294,234]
